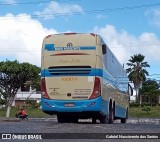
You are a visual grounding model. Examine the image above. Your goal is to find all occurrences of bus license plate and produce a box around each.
[64,103,75,107]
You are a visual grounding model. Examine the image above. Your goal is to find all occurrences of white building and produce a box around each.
[12,83,41,107]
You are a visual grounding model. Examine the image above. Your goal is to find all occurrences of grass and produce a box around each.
[0,107,52,118]
[129,106,160,118]
[0,106,160,118]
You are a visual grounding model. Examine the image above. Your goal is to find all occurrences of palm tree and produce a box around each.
[126,54,150,103]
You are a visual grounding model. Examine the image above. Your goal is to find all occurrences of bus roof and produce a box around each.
[45,33,97,39]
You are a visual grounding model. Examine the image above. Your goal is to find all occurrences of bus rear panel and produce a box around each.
[41,33,130,123]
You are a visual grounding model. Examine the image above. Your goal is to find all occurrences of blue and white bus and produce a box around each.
[41,33,132,123]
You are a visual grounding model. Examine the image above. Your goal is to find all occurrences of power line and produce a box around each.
[0,40,160,52]
[0,0,160,9]
[0,0,76,6]
[0,2,160,20]
[110,41,160,48]
[148,74,160,76]
[27,2,160,18]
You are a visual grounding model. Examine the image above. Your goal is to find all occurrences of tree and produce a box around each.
[139,79,160,106]
[126,54,150,103]
[0,60,40,117]
[0,89,7,107]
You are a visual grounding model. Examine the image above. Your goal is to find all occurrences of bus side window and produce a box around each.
[102,44,106,54]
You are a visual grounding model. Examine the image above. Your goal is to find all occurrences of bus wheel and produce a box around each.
[121,118,126,123]
[92,118,96,124]
[108,108,113,124]
[100,115,107,124]
[121,109,128,123]
[100,109,114,124]
[71,117,78,123]
[57,115,65,123]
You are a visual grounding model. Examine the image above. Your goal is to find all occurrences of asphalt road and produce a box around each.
[0,118,160,142]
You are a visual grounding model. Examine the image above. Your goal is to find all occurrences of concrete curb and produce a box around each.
[0,117,56,122]
[28,117,56,121]
[0,117,160,124]
[127,118,160,125]
[0,118,21,122]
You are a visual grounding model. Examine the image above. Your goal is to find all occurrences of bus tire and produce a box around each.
[108,108,113,124]
[108,100,114,124]
[121,118,126,123]
[121,109,128,123]
[57,114,66,123]
[92,118,96,124]
[71,117,78,123]
[100,115,107,124]
[100,105,114,124]
[100,114,113,124]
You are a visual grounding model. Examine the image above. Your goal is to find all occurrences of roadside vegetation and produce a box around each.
[129,105,160,118]
[126,54,150,104]
[0,107,51,118]
[0,56,160,119]
[126,54,160,111]
[0,105,160,118]
[0,60,40,117]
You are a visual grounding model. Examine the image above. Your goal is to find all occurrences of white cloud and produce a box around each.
[0,13,58,66]
[93,25,160,68]
[34,1,83,19]
[145,7,160,28]
[96,14,107,19]
[1,13,159,74]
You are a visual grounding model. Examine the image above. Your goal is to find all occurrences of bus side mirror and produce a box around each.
[102,44,106,54]
[128,83,133,96]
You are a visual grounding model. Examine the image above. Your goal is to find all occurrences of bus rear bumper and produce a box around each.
[41,96,108,115]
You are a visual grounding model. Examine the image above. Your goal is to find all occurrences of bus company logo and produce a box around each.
[67,42,73,47]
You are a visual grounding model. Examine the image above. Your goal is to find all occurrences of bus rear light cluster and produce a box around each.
[44,102,52,108]
[89,77,101,99]
[45,102,49,105]
[46,35,52,39]
[41,78,50,99]
[90,33,96,36]
[90,102,96,106]
[64,33,76,35]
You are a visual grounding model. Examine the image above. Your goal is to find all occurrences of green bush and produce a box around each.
[141,103,151,107]
[25,100,41,108]
[129,102,140,107]
[141,106,151,113]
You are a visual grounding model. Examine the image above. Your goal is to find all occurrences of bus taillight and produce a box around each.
[89,77,101,99]
[46,35,52,39]
[41,78,50,99]
[64,33,76,35]
[90,33,96,36]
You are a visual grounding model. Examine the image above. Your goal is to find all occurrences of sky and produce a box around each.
[0,0,160,82]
